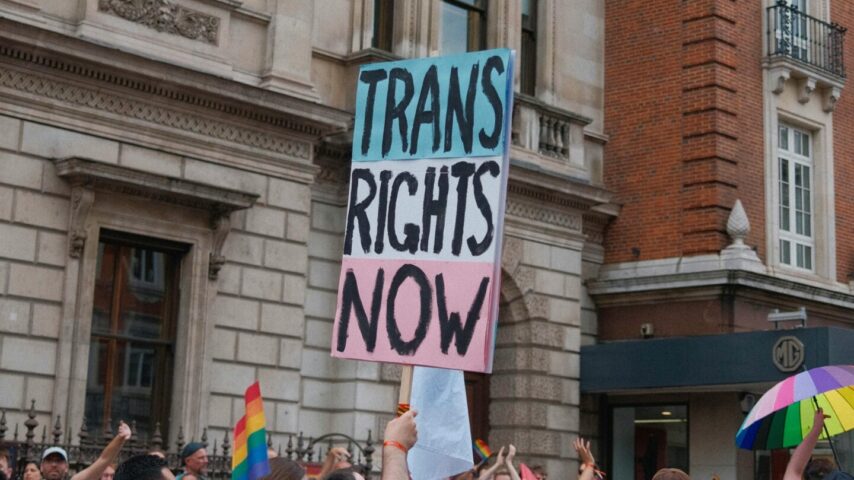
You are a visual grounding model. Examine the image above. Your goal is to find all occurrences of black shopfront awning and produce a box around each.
[580,327,854,393]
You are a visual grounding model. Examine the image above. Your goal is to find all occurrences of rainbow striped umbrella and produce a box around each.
[736,365,854,450]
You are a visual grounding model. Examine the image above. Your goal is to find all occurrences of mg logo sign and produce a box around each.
[773,336,805,372]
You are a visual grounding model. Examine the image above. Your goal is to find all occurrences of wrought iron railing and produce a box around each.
[767,1,847,78]
[0,402,376,479]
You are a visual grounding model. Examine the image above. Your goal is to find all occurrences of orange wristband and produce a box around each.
[384,440,408,454]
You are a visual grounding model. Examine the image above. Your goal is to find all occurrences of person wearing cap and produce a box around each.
[176,442,208,480]
[41,421,131,480]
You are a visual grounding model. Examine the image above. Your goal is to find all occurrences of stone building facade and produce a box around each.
[586,1,854,479]
[0,0,609,476]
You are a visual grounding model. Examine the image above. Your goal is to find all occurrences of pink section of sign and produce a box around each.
[332,257,497,373]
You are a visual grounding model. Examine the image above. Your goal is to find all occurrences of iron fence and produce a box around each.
[767,0,847,78]
[0,401,376,479]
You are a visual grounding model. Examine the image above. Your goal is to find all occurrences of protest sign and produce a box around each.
[332,48,514,373]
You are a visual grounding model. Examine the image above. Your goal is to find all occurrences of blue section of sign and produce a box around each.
[352,49,513,162]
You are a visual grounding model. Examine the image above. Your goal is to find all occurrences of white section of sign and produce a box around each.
[345,155,503,262]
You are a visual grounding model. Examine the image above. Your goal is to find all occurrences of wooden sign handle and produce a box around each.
[397,365,413,416]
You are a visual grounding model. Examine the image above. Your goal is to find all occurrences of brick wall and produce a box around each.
[832,2,854,283]
[604,0,766,262]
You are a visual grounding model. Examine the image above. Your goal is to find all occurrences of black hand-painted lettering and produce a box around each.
[358,69,388,156]
[374,170,392,254]
[450,162,476,256]
[336,268,385,352]
[343,169,377,255]
[467,160,500,256]
[410,65,441,155]
[478,55,505,149]
[382,68,415,157]
[388,172,420,253]
[444,64,479,153]
[386,264,432,356]
[420,166,449,253]
[435,274,490,355]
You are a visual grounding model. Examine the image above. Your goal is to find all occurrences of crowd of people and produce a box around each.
[0,408,848,480]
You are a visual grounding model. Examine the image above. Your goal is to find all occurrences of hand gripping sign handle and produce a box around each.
[397,365,413,416]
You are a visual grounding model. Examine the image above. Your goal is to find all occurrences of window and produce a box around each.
[777,124,814,271]
[372,0,394,52]
[520,0,537,95]
[85,230,183,441]
[440,0,487,55]
[610,405,688,480]
[774,0,809,61]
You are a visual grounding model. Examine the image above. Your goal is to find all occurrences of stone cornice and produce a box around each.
[54,157,259,212]
[589,268,854,310]
[0,19,351,133]
[508,158,614,210]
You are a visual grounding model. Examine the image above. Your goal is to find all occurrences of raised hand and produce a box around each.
[116,421,131,441]
[573,437,595,466]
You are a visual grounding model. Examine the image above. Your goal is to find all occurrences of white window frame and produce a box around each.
[777,123,815,271]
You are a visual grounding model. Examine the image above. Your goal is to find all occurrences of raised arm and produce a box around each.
[477,447,505,480]
[71,421,131,480]
[574,437,596,480]
[784,409,829,480]
[317,446,351,479]
[503,444,521,480]
[382,410,418,480]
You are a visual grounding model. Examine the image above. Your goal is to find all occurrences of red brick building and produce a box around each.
[582,1,854,479]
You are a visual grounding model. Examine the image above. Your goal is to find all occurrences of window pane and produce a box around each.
[520,0,537,95]
[801,132,810,156]
[780,239,791,265]
[372,0,394,51]
[441,3,470,55]
[779,126,789,150]
[611,405,689,480]
[796,243,805,268]
[93,243,119,335]
[804,245,812,270]
[804,213,811,237]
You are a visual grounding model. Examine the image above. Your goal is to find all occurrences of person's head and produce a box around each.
[148,450,166,459]
[180,442,208,475]
[40,447,69,480]
[531,465,547,480]
[100,463,117,480]
[261,457,306,480]
[805,458,836,480]
[326,467,366,480]
[23,461,40,480]
[452,470,475,480]
[494,466,512,480]
[115,454,175,480]
[652,468,691,480]
[825,471,854,480]
[0,448,11,478]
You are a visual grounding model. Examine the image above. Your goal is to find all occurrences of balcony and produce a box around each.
[765,2,846,110]
[511,94,593,177]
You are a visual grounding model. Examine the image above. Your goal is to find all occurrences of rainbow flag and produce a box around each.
[473,439,491,461]
[232,382,271,480]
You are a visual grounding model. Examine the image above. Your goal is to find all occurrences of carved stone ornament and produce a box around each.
[823,86,842,112]
[797,77,817,104]
[98,0,220,45]
[69,186,95,258]
[209,210,231,280]
[726,199,750,247]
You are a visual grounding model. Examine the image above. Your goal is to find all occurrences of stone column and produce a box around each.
[261,0,319,101]
[491,195,587,478]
